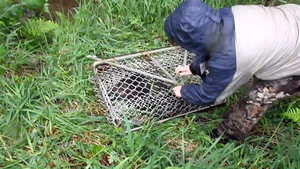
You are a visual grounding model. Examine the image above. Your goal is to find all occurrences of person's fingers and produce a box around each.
[172,86,182,97]
[175,90,181,97]
[175,66,183,75]
[172,86,179,90]
[175,65,190,75]
[172,87,178,94]
[179,71,191,76]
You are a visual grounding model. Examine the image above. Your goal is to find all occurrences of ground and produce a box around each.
[1,0,300,168]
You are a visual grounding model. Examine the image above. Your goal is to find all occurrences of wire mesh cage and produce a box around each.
[88,46,225,130]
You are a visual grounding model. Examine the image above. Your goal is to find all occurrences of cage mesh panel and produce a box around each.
[152,48,201,84]
[93,47,206,127]
[118,57,169,79]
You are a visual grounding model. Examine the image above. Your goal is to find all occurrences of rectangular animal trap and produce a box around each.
[88,46,225,130]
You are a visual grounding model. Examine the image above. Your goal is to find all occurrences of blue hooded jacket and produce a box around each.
[164,0,237,106]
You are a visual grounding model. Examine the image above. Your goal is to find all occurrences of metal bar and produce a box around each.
[180,50,188,85]
[103,46,181,62]
[96,77,119,124]
[93,59,179,85]
[149,57,179,84]
[87,46,181,63]
[183,50,188,65]
[129,99,227,132]
[87,46,183,77]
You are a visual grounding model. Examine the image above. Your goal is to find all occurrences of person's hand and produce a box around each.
[175,65,192,76]
[173,86,182,98]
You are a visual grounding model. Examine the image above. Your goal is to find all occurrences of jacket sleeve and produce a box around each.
[189,52,209,77]
[180,55,236,106]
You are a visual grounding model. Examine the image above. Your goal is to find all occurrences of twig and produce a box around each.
[180,50,188,85]
[91,58,179,85]
[149,57,179,84]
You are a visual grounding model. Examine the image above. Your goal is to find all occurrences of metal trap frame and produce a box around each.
[88,46,226,131]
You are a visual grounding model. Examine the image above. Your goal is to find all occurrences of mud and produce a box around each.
[44,0,79,21]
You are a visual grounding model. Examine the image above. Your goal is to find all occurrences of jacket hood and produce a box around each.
[164,0,223,55]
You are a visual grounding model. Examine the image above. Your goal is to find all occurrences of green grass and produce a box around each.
[1,0,300,168]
